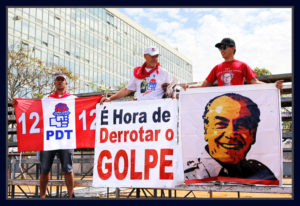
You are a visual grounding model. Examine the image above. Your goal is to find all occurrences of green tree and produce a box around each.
[95,80,135,99]
[253,67,272,76]
[8,44,78,100]
[115,81,128,90]
[96,80,111,93]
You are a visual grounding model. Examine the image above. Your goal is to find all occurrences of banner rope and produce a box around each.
[18,152,32,193]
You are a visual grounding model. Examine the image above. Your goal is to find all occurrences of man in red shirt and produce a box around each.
[37,73,76,198]
[182,38,283,89]
[12,73,76,198]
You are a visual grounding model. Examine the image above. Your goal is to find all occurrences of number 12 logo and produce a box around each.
[18,112,41,134]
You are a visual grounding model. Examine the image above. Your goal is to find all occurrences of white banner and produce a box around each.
[179,84,282,185]
[42,97,77,150]
[92,99,184,188]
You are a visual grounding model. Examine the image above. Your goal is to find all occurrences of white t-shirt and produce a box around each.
[126,67,170,101]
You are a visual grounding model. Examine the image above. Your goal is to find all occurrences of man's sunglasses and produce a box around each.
[218,45,232,51]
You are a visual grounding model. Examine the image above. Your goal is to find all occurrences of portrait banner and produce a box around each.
[92,99,184,188]
[179,84,282,185]
[14,95,101,152]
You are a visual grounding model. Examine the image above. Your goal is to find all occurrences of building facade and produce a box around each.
[8,7,193,94]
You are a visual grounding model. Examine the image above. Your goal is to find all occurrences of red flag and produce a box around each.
[14,95,102,152]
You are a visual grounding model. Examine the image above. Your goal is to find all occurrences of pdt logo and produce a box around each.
[147,79,157,91]
[50,103,71,128]
[47,103,73,141]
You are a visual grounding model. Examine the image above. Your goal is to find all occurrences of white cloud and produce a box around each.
[161,8,188,22]
[122,8,145,17]
[119,8,292,82]
[155,21,181,35]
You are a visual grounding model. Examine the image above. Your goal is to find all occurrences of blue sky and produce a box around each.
[118,8,292,82]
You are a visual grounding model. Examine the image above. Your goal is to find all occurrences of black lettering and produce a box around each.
[101,110,108,125]
[152,107,161,123]
[124,113,132,124]
[132,112,139,123]
[113,109,123,124]
[139,112,147,123]
[162,111,171,122]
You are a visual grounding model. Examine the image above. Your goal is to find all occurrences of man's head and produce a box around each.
[144,46,159,68]
[202,93,260,164]
[54,73,67,91]
[215,38,236,59]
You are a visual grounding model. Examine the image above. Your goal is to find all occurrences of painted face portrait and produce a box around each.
[222,73,233,86]
[203,94,260,164]
[140,78,149,94]
[223,73,233,85]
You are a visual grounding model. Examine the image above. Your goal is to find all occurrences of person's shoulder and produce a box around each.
[245,159,271,170]
[158,66,167,72]
[233,59,249,66]
[64,94,77,99]
[245,159,277,180]
[42,94,51,100]
[128,74,138,81]
[133,66,141,72]
[213,62,224,69]
[158,67,169,74]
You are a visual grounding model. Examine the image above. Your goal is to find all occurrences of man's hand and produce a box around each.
[161,83,170,98]
[99,88,133,104]
[11,98,17,106]
[275,80,284,90]
[250,78,283,90]
[181,84,190,91]
[99,96,111,105]
[161,83,170,91]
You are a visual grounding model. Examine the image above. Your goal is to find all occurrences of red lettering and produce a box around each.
[124,130,129,142]
[139,126,144,142]
[130,150,142,179]
[160,149,173,180]
[110,131,117,143]
[165,129,174,141]
[97,150,112,180]
[144,149,158,180]
[155,129,161,141]
[100,128,108,143]
[114,150,128,180]
[117,131,123,142]
[130,130,138,142]
[145,130,153,141]
[97,148,174,181]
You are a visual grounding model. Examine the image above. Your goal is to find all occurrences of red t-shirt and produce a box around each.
[206,59,257,86]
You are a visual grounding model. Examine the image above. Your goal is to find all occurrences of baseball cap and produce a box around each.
[54,73,67,81]
[215,38,236,48]
[144,46,159,56]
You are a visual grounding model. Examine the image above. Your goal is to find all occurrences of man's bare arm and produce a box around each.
[100,88,134,104]
[181,80,212,90]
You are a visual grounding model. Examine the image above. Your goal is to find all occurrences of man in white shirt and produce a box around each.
[99,47,171,196]
[100,46,170,103]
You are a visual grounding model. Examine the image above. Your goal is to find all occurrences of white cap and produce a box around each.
[54,73,67,81]
[144,46,159,56]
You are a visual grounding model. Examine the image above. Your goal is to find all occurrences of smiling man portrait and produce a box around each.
[184,93,277,181]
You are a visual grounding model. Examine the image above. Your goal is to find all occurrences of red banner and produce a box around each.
[14,95,101,152]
